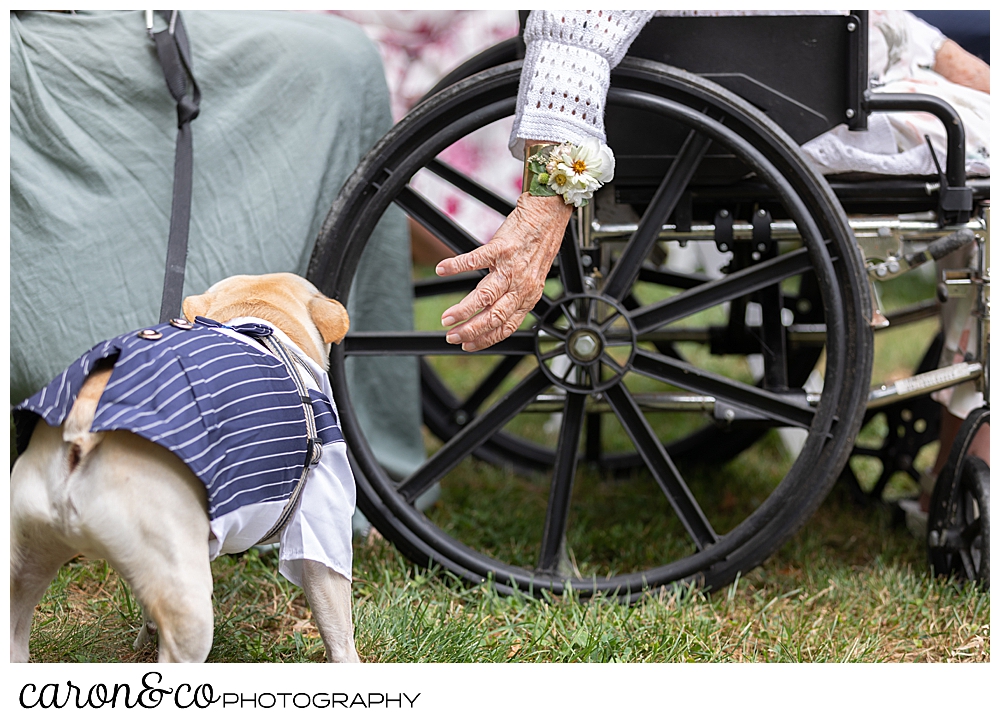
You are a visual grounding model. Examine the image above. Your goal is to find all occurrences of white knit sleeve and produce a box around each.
[509,10,655,159]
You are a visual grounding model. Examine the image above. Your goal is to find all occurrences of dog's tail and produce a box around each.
[63,362,114,472]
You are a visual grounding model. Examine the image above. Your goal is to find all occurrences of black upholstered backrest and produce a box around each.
[624,14,867,144]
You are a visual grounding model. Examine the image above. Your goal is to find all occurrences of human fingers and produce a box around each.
[459,305,531,352]
[444,291,522,346]
[440,269,511,328]
[434,241,499,278]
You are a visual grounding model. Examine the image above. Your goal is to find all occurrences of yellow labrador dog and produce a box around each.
[11,273,360,663]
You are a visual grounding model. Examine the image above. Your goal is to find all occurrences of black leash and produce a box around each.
[147,10,201,323]
[145,15,319,547]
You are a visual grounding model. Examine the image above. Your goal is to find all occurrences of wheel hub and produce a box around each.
[567,329,602,362]
[535,293,636,393]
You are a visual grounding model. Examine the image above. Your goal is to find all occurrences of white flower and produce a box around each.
[548,169,571,192]
[561,185,593,207]
[538,139,615,207]
[553,138,615,186]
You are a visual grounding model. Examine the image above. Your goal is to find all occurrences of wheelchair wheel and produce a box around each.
[928,407,990,589]
[309,59,872,598]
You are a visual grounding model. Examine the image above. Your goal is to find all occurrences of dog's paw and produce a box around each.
[133,619,158,651]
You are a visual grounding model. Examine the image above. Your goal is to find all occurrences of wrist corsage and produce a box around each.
[524,138,615,207]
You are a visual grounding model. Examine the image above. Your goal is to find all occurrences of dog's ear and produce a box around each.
[309,296,350,344]
[182,293,211,322]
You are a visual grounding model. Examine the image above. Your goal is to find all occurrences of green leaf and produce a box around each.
[529,177,557,197]
[528,159,547,175]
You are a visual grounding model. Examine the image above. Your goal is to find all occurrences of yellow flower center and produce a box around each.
[572,160,588,174]
[553,173,568,186]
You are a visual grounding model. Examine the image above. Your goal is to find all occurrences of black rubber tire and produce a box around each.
[309,59,872,599]
[928,407,989,589]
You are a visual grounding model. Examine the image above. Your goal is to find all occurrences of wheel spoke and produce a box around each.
[395,185,480,256]
[603,128,713,301]
[638,266,712,290]
[537,392,587,572]
[624,293,686,361]
[559,224,585,295]
[532,294,554,319]
[604,382,718,550]
[850,445,884,458]
[869,464,895,501]
[631,348,815,429]
[538,346,566,362]
[837,463,869,506]
[401,185,554,319]
[425,159,515,216]
[600,352,624,374]
[960,517,982,544]
[539,326,567,341]
[958,548,978,581]
[461,355,524,414]
[584,412,602,462]
[414,273,486,299]
[396,369,551,503]
[344,331,535,356]
[631,246,819,335]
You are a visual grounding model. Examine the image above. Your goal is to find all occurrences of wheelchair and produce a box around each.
[308,12,989,599]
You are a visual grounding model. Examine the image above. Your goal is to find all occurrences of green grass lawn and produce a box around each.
[19,262,990,662]
[19,260,989,663]
[27,482,989,662]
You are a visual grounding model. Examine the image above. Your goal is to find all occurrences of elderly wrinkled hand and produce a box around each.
[435,193,573,351]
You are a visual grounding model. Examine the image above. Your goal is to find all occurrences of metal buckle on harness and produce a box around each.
[306,437,323,467]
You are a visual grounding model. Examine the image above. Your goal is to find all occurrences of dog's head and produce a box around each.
[182,273,349,368]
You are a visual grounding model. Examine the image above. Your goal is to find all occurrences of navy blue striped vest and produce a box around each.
[13,318,343,520]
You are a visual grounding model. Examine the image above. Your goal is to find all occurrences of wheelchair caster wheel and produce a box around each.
[928,407,990,589]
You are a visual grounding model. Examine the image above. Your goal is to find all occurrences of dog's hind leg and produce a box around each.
[78,432,216,663]
[10,423,79,663]
[301,560,360,663]
[10,537,77,663]
[130,568,213,664]
[10,518,78,663]
[133,608,158,651]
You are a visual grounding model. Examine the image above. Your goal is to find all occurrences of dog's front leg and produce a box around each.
[301,560,360,663]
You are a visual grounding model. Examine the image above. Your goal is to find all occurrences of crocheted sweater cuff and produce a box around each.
[509,10,655,159]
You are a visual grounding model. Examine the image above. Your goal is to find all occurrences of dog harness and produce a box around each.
[14,317,355,584]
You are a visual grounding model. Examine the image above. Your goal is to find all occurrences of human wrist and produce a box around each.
[515,194,572,258]
[518,191,574,220]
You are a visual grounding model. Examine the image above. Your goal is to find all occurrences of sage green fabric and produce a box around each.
[10,10,424,479]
